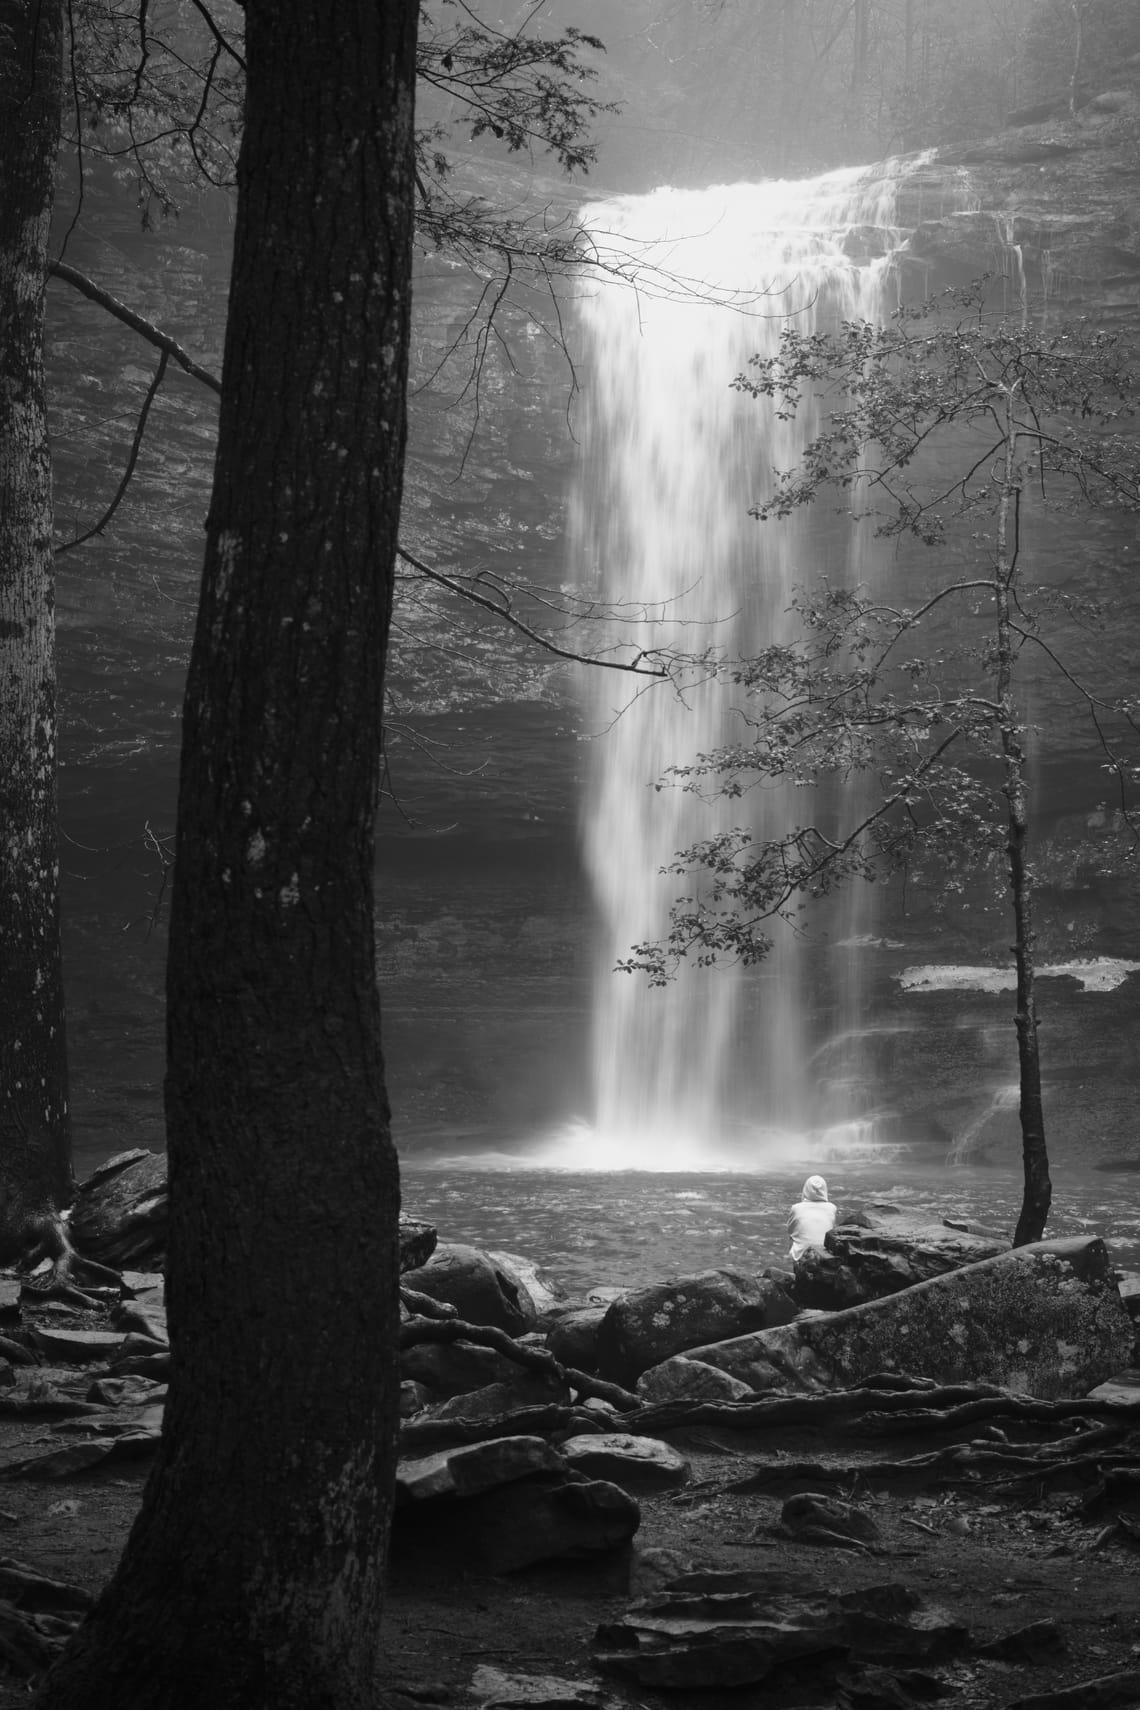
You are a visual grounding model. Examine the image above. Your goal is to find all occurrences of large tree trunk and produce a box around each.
[0,1,73,1265]
[37,3,418,1706]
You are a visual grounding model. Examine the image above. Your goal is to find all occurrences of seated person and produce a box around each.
[787,1174,837,1262]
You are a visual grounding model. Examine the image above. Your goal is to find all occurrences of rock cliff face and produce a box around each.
[899,71,1140,319]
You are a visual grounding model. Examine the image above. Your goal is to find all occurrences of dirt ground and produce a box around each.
[0,1384,1138,1709]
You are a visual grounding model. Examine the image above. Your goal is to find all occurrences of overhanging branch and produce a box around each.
[48,260,223,396]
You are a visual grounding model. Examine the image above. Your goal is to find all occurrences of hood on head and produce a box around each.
[802,1175,829,1201]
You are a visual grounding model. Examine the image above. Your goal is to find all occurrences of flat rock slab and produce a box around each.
[636,1357,753,1404]
[0,1283,22,1329]
[1,1431,160,1479]
[0,1558,94,1614]
[471,1664,617,1708]
[559,1433,689,1494]
[596,1587,847,1689]
[1007,1667,1140,1709]
[1086,1369,1140,1410]
[31,1329,126,1365]
[669,1237,1132,1400]
[596,1573,968,1690]
[396,1435,566,1504]
[109,1351,170,1381]
[796,1206,1013,1310]
[976,1618,1066,1663]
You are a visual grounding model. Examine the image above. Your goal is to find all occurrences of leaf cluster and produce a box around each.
[67,3,613,231]
[736,288,1139,543]
[626,294,1140,983]
[416,1,613,180]
[67,0,244,219]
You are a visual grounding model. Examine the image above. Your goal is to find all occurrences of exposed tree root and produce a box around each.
[399,1315,640,1411]
[4,1212,124,1308]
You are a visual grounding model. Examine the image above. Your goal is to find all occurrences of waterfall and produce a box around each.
[568,166,913,1170]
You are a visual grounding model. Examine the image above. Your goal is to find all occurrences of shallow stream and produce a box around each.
[401,1155,1140,1294]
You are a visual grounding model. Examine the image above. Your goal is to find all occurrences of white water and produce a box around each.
[566,165,915,1171]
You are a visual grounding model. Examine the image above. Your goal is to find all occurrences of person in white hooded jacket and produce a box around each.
[787,1174,837,1262]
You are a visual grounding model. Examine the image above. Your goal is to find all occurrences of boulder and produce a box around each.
[86,1375,165,1408]
[595,1270,797,1387]
[398,1215,437,1274]
[69,1150,168,1270]
[488,1252,568,1320]
[402,1243,536,1334]
[423,1371,570,1421]
[394,1434,641,1573]
[399,1379,433,1419]
[794,1203,1011,1310]
[70,1153,437,1277]
[545,1306,609,1373]
[462,1476,640,1573]
[400,1337,528,1399]
[658,1237,1132,1400]
[559,1433,689,1495]
[110,1298,168,1348]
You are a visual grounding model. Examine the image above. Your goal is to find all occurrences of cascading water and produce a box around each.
[567,165,914,1170]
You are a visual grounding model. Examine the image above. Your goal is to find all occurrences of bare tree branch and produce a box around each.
[56,349,170,554]
[48,261,223,395]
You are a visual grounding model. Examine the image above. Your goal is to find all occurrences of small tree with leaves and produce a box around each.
[625,289,1140,1246]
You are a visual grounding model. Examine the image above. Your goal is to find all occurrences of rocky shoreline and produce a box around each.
[0,1149,1135,1704]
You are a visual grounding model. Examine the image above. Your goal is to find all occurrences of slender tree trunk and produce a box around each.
[0,1,73,1262]
[37,3,418,1706]
[994,384,1051,1248]
[850,0,869,96]
[1068,0,1085,116]
[903,0,915,84]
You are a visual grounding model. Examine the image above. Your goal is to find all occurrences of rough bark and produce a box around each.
[37,2,418,1706]
[0,0,73,1266]
[995,388,1051,1249]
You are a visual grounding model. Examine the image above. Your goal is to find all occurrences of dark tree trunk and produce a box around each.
[37,3,418,1706]
[1007,765,1050,1247]
[994,392,1051,1248]
[0,1,73,1263]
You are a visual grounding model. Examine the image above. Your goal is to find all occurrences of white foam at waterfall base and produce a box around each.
[572,163,922,1167]
[520,1112,912,1174]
